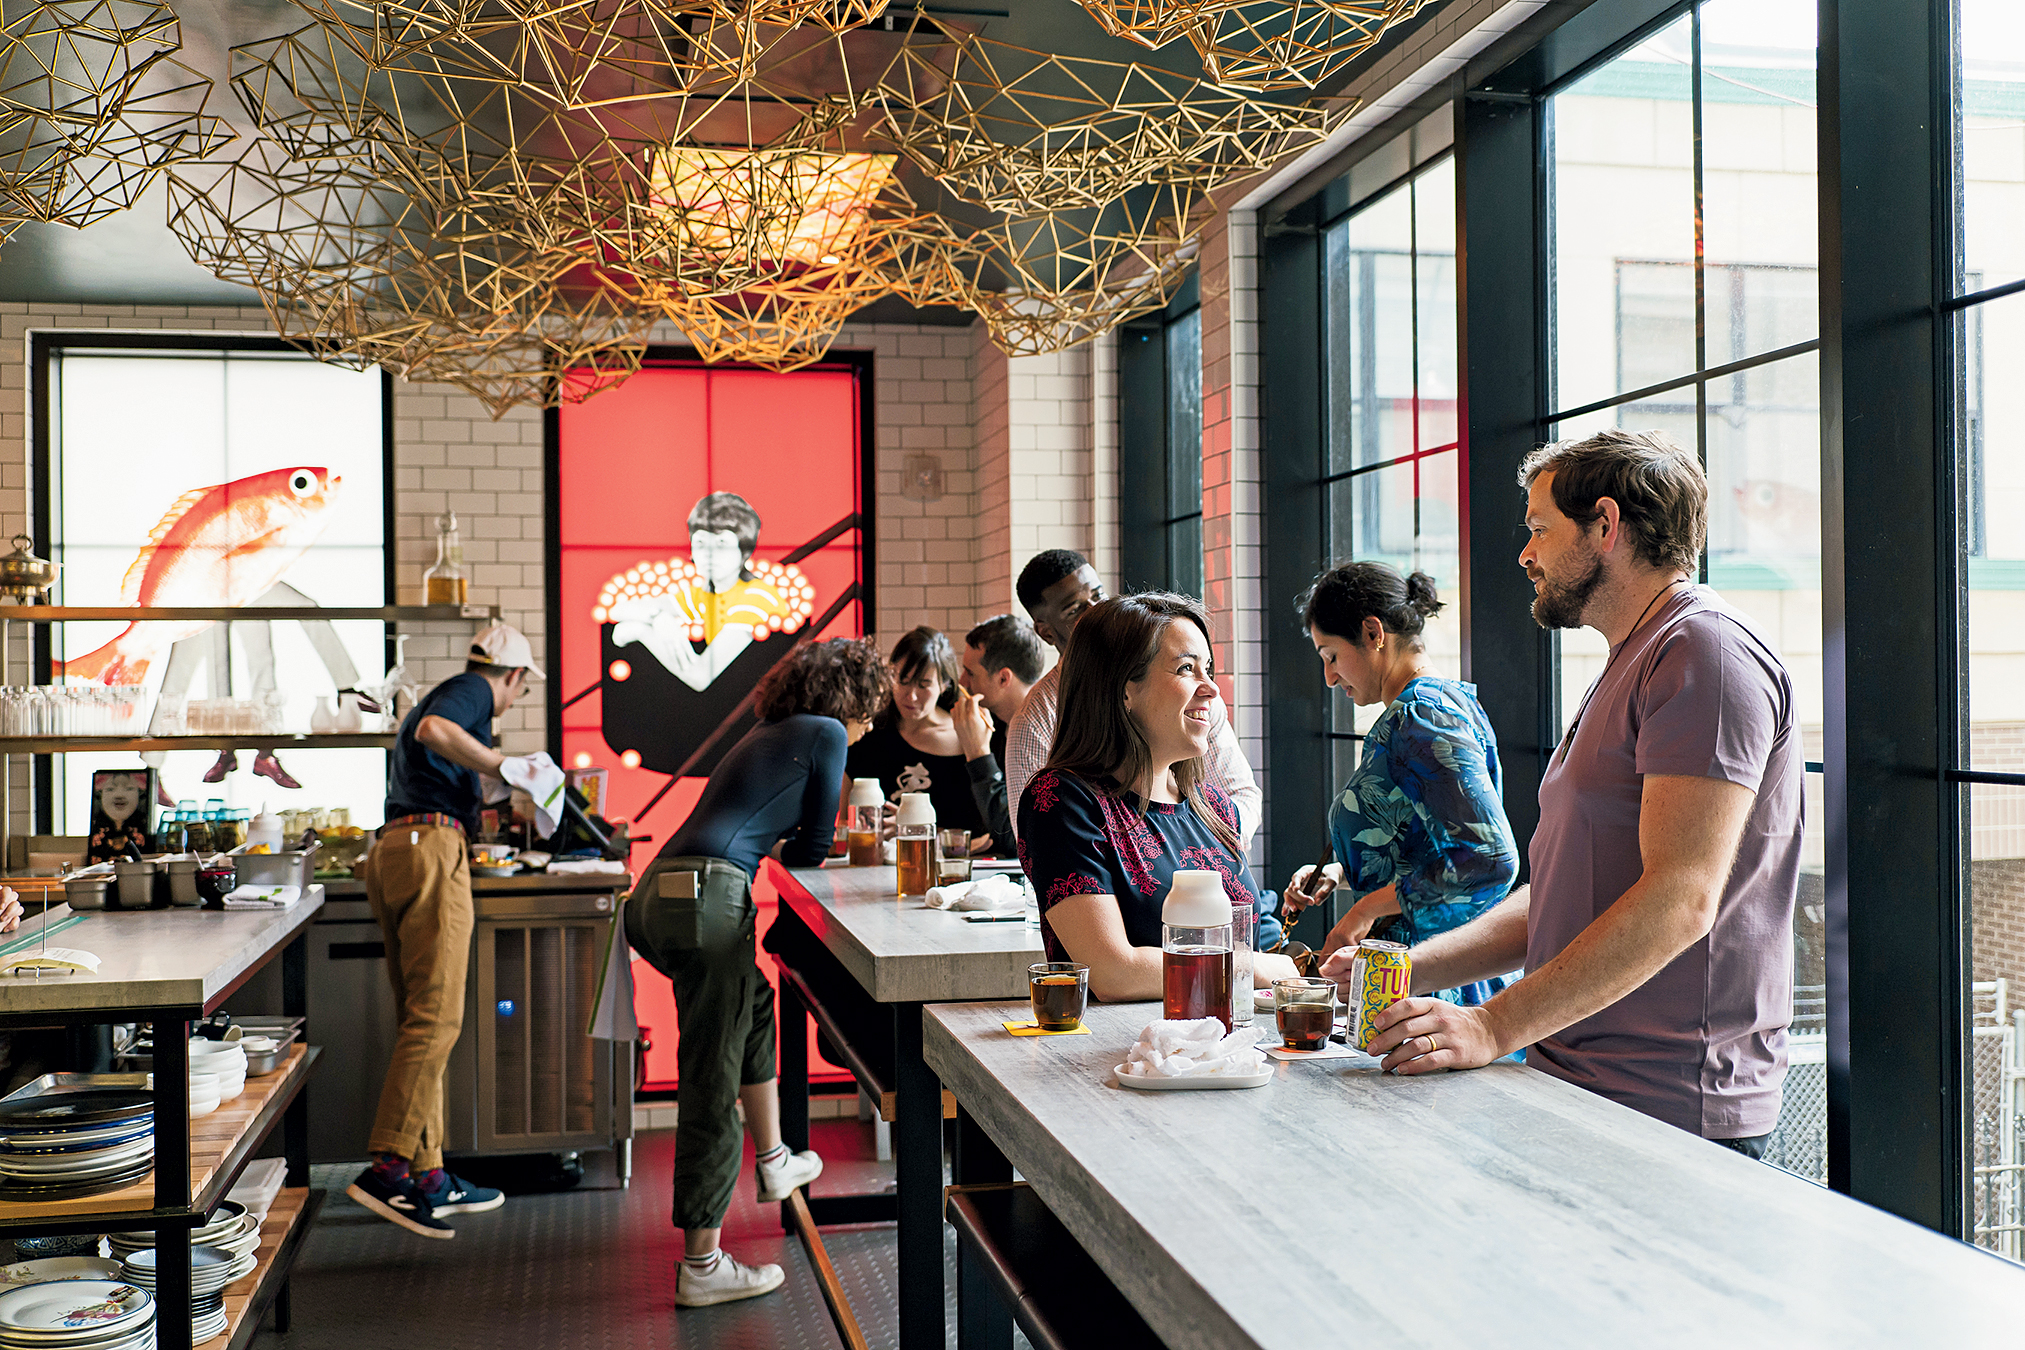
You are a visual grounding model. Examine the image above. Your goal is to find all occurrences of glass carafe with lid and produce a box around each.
[847,778,884,867]
[1162,870,1234,1030]
[424,511,468,606]
[894,792,936,896]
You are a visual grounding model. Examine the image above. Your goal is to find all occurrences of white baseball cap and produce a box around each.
[469,624,545,679]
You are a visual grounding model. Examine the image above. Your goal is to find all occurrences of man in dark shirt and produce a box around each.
[954,614,1046,857]
[347,625,539,1238]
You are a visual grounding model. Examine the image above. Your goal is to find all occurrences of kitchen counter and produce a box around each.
[317,871,628,898]
[924,999,2025,1350]
[0,891,324,1016]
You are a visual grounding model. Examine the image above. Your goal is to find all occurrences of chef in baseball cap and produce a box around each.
[345,622,541,1238]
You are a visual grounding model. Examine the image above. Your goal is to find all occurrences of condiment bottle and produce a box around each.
[894,792,936,896]
[1162,870,1235,1031]
[248,805,283,853]
[847,778,884,867]
[424,510,468,606]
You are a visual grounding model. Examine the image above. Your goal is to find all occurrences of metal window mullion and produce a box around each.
[1547,337,1822,425]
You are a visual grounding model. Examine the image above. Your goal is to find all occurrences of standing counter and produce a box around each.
[765,859,1042,1350]
[924,999,2025,1350]
[0,894,325,1350]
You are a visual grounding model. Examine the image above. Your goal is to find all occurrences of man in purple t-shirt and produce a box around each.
[1332,429,1802,1154]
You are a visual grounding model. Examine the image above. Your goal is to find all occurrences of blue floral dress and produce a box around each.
[1331,676,1519,1006]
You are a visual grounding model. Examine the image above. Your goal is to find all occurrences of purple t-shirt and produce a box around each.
[1527,586,1801,1138]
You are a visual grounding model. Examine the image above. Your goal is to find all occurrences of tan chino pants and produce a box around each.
[361,823,472,1171]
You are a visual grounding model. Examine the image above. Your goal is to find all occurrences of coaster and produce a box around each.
[1262,1041,1368,1062]
[1002,1020,1093,1037]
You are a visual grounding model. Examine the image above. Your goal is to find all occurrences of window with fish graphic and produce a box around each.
[39,340,390,833]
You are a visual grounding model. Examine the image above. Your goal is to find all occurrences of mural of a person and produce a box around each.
[594,492,815,777]
[87,769,154,863]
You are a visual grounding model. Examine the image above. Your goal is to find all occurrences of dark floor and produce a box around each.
[250,1118,956,1350]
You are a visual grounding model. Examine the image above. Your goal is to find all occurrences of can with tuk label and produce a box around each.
[1350,939,1412,1051]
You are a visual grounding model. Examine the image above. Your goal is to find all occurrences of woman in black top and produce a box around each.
[845,626,992,842]
[627,637,888,1308]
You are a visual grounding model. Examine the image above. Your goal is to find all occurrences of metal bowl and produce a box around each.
[63,877,111,910]
[0,534,58,601]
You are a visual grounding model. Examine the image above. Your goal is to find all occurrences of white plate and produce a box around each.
[0,1259,124,1289]
[1113,1064,1273,1091]
[0,1140,153,1173]
[0,1280,151,1336]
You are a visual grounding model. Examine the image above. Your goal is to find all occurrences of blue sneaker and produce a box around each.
[418,1170,504,1216]
[345,1167,454,1240]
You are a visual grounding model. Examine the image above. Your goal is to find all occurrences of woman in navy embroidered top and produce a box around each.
[1290,562,1520,1007]
[1017,593,1294,1003]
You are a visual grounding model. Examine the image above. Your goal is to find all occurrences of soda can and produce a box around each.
[1350,939,1412,1051]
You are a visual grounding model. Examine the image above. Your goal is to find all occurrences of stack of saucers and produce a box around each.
[107,1204,258,1266]
[117,1247,252,1345]
[0,1092,154,1201]
[185,1044,245,1105]
[0,1279,155,1350]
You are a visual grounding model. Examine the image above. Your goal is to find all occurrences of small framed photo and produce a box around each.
[87,767,155,863]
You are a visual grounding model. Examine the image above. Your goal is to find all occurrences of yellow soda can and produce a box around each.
[1350,939,1412,1051]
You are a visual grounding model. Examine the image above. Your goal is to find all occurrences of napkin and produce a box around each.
[923,874,1023,911]
[223,884,301,909]
[500,751,567,837]
[0,946,99,975]
[1120,1018,1266,1078]
[546,858,627,875]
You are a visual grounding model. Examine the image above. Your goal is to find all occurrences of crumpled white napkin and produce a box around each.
[500,752,567,837]
[546,858,627,875]
[1121,1018,1265,1078]
[922,873,1023,911]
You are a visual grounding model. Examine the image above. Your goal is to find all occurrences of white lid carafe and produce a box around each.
[1161,870,1234,1030]
[848,778,885,835]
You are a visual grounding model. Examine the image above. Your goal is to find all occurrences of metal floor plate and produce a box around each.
[256,1117,963,1350]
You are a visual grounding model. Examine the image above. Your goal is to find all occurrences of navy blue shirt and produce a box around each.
[1016,769,1281,963]
[659,714,848,877]
[387,672,495,835]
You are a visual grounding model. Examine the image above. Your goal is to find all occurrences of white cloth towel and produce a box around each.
[922,874,1023,911]
[223,884,301,909]
[546,858,627,875]
[500,751,567,837]
[1120,1018,1266,1078]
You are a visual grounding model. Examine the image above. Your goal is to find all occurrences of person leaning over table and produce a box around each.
[1005,549,1261,847]
[1334,429,1802,1159]
[629,636,892,1309]
[846,625,993,843]
[1282,561,1519,1007]
[1017,593,1290,1001]
[953,613,1047,857]
[345,624,539,1238]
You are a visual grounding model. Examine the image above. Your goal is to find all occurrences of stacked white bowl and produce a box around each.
[186,1043,246,1107]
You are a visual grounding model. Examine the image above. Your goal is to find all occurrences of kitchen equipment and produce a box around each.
[162,856,200,907]
[0,535,58,603]
[112,860,157,910]
[195,866,236,908]
[62,876,109,910]
[234,839,318,894]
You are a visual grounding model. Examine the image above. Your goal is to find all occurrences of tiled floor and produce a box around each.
[251,1115,951,1350]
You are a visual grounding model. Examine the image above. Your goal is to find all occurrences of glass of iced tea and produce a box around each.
[1028,962,1090,1032]
[1273,977,1336,1051]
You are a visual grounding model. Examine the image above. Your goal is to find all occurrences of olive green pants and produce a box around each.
[626,855,777,1231]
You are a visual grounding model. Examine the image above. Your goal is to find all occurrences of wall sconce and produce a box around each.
[901,452,945,502]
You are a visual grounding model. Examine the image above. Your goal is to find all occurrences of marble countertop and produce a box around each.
[0,892,324,1016]
[769,861,1043,1004]
[924,1000,2025,1349]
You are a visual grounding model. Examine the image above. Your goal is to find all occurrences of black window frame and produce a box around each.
[1119,273,1204,594]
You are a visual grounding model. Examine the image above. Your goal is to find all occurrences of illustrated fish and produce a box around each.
[59,467,344,686]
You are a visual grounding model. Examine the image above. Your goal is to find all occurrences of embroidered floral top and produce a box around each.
[1017,770,1280,963]
[1332,676,1519,1007]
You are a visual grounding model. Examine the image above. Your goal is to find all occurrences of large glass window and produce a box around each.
[1955,0,2025,1266]
[1548,0,1825,1179]
[1118,285,1205,595]
[1321,148,1459,779]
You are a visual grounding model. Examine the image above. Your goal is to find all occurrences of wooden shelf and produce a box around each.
[0,734,396,754]
[0,1044,318,1223]
[220,1186,323,1350]
[0,605,495,623]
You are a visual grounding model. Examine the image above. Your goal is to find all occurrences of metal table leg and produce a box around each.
[778,974,811,1233]
[953,1107,1013,1350]
[893,1003,944,1350]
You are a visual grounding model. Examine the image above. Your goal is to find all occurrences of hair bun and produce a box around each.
[1404,570,1445,619]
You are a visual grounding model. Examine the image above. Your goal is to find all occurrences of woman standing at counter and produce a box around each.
[1017,593,1292,1001]
[1285,562,1519,1006]
[628,636,891,1309]
[846,626,992,842]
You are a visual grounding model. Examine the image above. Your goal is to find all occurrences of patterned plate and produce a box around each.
[0,1280,150,1336]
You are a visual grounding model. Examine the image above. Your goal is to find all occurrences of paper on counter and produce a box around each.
[0,946,99,975]
[1003,1020,1093,1037]
[1262,1039,1372,1063]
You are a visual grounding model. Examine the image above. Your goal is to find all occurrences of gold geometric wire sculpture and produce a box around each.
[1073,0,1431,91]
[0,0,222,238]
[871,19,1345,215]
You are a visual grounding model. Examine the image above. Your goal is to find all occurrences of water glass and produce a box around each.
[1273,977,1337,1051]
[1028,962,1089,1031]
[938,828,971,885]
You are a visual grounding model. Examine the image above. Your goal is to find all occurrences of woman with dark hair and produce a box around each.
[1017,594,1294,1002]
[1290,562,1520,1007]
[627,636,889,1309]
[845,625,991,841]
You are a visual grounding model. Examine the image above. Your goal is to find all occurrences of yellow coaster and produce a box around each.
[1003,1020,1093,1037]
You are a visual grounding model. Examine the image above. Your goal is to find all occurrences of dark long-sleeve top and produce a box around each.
[656,713,847,877]
[964,725,1016,857]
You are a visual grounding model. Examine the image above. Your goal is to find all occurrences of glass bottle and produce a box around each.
[894,792,936,896]
[184,807,213,857]
[1162,870,1234,1031]
[847,778,884,867]
[423,511,468,606]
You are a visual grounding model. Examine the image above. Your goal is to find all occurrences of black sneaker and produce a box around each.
[417,1170,504,1216]
[345,1167,454,1239]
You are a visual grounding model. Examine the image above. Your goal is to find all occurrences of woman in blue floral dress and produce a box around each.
[1286,563,1519,1006]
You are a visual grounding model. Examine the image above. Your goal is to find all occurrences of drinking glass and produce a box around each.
[1273,977,1337,1051]
[938,828,972,885]
[1028,962,1090,1031]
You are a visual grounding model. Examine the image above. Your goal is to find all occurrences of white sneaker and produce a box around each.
[674,1253,785,1307]
[755,1147,823,1203]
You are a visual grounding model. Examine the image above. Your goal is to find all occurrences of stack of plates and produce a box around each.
[0,1279,155,1350]
[0,1094,154,1201]
[118,1246,255,1306]
[107,1205,259,1265]
[184,1045,244,1107]
[0,1261,124,1291]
